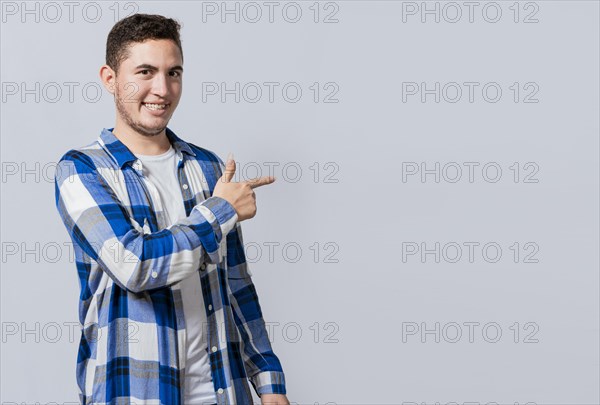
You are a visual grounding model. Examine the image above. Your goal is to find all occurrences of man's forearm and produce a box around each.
[55,152,238,293]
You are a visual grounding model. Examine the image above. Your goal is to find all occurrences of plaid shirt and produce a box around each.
[54,127,286,404]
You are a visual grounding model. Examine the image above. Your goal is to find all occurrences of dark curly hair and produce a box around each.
[106,13,183,74]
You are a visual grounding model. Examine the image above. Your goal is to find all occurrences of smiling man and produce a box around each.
[54,13,289,405]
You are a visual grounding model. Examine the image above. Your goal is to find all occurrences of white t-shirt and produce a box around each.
[135,145,217,404]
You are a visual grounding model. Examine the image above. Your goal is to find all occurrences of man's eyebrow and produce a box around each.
[134,64,184,72]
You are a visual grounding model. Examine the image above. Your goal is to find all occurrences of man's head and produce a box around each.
[100,14,184,138]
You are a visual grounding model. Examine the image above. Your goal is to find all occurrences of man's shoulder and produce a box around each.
[56,136,115,173]
[183,139,225,167]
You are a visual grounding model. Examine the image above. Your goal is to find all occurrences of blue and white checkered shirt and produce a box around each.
[54,127,286,404]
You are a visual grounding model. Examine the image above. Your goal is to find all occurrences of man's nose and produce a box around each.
[151,74,169,97]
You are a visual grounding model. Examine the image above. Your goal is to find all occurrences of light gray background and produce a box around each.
[1,1,599,404]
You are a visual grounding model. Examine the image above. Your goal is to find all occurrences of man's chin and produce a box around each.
[139,117,173,135]
[134,124,168,137]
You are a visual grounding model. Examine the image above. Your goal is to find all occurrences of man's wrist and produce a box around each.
[199,196,238,238]
[250,370,287,396]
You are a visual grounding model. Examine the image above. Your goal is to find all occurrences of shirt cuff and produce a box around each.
[250,371,287,396]
[197,196,239,240]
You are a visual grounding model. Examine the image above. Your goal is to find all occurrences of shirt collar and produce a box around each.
[99,127,196,169]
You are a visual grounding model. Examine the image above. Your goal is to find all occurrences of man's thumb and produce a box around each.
[221,152,236,183]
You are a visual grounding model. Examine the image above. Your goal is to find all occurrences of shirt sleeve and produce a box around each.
[212,153,287,396]
[54,150,238,294]
[226,221,287,397]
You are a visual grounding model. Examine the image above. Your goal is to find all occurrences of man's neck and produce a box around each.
[111,124,172,156]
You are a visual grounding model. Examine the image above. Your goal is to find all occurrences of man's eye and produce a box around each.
[139,70,150,75]
[170,71,181,77]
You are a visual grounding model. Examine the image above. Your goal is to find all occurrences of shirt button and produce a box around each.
[217,388,224,394]
[211,346,217,353]
[182,184,189,190]
[151,271,158,279]
[200,263,206,271]
[208,304,213,310]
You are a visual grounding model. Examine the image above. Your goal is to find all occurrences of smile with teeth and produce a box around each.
[143,103,169,111]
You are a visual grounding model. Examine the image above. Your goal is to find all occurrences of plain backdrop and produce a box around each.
[1,1,599,404]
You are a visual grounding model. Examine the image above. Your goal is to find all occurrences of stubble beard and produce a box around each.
[115,90,166,137]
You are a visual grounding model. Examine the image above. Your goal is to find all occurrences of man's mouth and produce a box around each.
[142,102,170,111]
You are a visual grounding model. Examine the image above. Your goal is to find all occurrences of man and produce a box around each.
[54,13,289,405]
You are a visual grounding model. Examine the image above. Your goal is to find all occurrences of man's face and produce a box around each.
[112,39,183,137]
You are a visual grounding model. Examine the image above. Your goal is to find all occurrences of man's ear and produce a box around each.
[99,65,117,95]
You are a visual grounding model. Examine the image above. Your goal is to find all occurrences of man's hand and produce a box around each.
[213,153,275,222]
[260,393,290,405]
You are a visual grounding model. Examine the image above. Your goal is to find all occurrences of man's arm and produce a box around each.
[226,222,287,397]
[54,149,238,294]
[211,152,286,397]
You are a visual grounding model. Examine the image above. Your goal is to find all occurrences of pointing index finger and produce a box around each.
[247,176,276,189]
